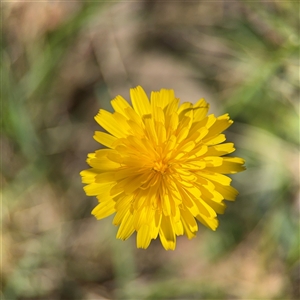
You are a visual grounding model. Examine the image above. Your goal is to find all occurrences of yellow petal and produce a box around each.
[189,114,216,136]
[166,113,179,137]
[193,98,209,122]
[152,106,165,124]
[188,143,208,158]
[180,207,198,231]
[203,198,227,214]
[182,161,206,170]
[95,172,116,183]
[161,193,171,216]
[151,212,162,239]
[151,89,175,111]
[203,134,226,145]
[113,166,144,181]
[177,102,193,118]
[173,140,195,160]
[159,215,176,250]
[144,117,158,145]
[197,171,232,186]
[196,214,218,231]
[188,125,209,142]
[176,116,193,144]
[127,120,145,137]
[124,106,143,127]
[181,218,197,239]
[182,187,210,218]
[80,168,100,184]
[134,203,155,226]
[130,86,151,117]
[84,183,112,196]
[194,198,217,218]
[165,98,179,117]
[88,156,120,171]
[198,183,224,203]
[202,156,223,167]
[205,157,246,174]
[164,135,177,159]
[113,195,133,225]
[156,122,167,144]
[205,143,235,156]
[111,95,131,117]
[213,182,239,201]
[116,210,135,240]
[173,219,184,236]
[204,113,233,139]
[137,225,152,249]
[92,201,116,220]
[95,110,128,138]
[94,131,117,148]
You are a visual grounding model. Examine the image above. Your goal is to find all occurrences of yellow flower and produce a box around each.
[80,86,245,250]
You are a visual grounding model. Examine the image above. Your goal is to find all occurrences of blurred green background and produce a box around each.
[2,1,299,299]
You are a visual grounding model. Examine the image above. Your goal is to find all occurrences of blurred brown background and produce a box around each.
[2,1,299,299]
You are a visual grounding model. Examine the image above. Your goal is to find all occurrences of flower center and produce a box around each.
[153,159,168,174]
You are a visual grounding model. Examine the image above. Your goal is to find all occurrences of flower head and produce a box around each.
[80,86,245,250]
